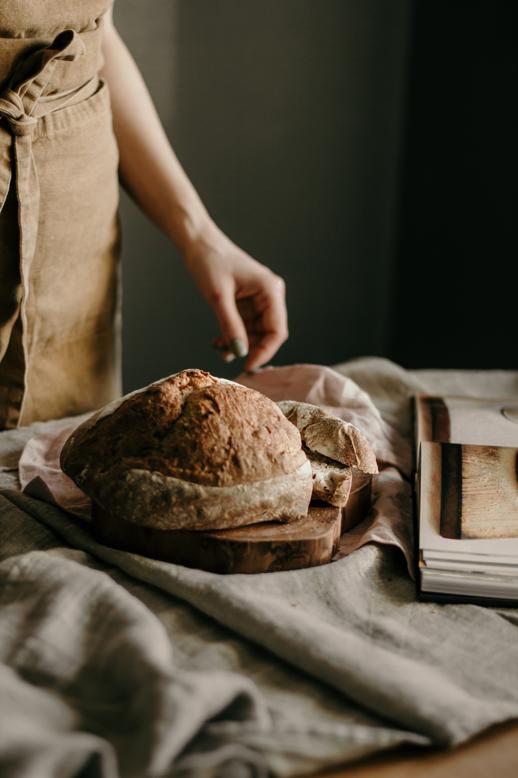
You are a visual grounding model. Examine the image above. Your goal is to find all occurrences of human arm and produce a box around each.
[100,9,288,370]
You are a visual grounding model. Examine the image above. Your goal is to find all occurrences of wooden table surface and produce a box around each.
[311,719,518,778]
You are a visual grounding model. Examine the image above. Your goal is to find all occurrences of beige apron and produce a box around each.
[0,0,121,429]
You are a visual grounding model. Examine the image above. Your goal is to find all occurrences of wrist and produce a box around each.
[166,201,220,264]
[177,216,229,269]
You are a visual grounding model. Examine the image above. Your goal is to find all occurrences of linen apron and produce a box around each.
[0,0,121,429]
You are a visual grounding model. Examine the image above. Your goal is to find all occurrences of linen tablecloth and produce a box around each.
[1,357,518,777]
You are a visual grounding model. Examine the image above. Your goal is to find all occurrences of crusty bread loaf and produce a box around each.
[61,370,313,531]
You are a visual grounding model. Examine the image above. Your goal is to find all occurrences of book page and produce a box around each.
[416,395,518,448]
[418,442,518,557]
[440,443,518,539]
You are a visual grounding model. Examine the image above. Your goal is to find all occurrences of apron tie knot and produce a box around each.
[0,29,87,140]
[0,91,38,137]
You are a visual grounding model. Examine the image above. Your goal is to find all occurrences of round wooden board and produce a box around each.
[91,475,373,575]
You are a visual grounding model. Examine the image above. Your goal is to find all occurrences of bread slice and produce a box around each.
[277,401,378,475]
[306,449,353,507]
[277,400,377,507]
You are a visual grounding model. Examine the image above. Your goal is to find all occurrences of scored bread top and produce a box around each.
[61,369,308,494]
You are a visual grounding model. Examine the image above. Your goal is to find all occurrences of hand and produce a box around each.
[183,224,288,371]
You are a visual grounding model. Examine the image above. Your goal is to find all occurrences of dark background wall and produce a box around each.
[115,1,517,392]
[115,0,410,391]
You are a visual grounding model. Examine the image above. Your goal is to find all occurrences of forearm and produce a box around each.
[100,11,215,256]
[99,10,288,369]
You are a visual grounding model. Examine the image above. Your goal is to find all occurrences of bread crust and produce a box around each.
[61,369,312,530]
[277,401,378,475]
[93,460,313,530]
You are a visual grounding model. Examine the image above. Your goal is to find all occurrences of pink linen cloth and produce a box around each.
[18,364,415,572]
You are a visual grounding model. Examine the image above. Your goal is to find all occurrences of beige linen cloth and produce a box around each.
[0,0,120,429]
[1,358,518,777]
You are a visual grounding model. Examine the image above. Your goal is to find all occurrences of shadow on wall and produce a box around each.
[117,0,410,391]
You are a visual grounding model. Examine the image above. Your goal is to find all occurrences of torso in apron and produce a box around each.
[0,0,121,429]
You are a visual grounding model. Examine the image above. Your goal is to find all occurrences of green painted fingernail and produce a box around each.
[230,338,248,358]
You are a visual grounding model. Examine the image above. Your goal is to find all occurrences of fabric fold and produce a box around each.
[2,358,518,776]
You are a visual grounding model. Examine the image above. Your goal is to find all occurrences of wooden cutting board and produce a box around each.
[91,475,372,574]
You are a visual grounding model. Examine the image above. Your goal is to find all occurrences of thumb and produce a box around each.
[210,285,249,358]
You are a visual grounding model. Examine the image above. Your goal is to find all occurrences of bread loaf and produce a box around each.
[61,370,313,531]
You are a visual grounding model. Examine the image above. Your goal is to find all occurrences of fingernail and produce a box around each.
[245,367,261,376]
[230,338,248,358]
[223,352,236,363]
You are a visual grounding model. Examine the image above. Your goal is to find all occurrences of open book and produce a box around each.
[414,395,518,603]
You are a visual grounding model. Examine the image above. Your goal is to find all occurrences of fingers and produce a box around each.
[211,336,237,363]
[209,273,288,371]
[245,275,288,370]
[208,282,249,359]
[245,332,286,371]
